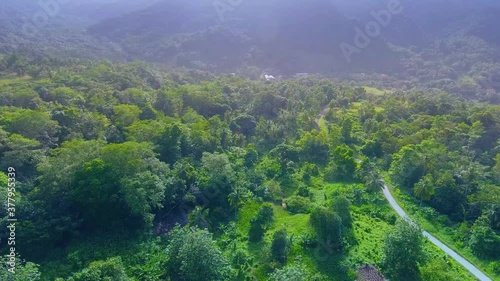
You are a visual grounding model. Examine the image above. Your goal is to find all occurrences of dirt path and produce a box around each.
[315,105,330,131]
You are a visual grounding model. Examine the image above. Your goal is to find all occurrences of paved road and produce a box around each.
[380,182,492,281]
[315,107,492,281]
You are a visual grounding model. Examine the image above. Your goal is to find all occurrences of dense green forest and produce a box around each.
[0,54,499,280]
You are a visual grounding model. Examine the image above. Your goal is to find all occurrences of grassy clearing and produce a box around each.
[0,75,31,86]
[363,86,391,96]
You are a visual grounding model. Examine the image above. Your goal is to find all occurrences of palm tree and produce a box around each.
[188,206,211,230]
[228,187,251,218]
[414,175,434,207]
[365,170,385,192]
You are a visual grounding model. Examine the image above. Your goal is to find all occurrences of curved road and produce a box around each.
[381,182,492,281]
[316,105,492,281]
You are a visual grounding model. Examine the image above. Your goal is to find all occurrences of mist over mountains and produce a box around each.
[1,0,500,101]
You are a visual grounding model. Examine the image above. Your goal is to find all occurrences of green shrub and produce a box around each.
[65,257,130,281]
[489,261,500,275]
[249,204,275,242]
[271,229,290,263]
[296,185,310,197]
[286,196,311,214]
[310,207,343,249]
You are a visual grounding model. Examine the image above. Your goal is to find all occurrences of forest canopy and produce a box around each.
[0,54,499,280]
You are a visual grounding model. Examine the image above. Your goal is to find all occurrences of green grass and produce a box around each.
[363,86,391,96]
[0,75,31,86]
[318,117,328,131]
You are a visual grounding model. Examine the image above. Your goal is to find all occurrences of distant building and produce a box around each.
[264,74,275,81]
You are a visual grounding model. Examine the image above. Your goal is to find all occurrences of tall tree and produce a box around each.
[389,145,424,189]
[414,174,435,206]
[310,207,343,249]
[382,220,425,281]
[166,226,232,281]
[271,229,290,264]
[332,196,352,228]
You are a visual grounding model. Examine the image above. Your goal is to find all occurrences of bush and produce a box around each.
[286,196,311,214]
[296,185,310,197]
[468,217,500,259]
[249,222,266,242]
[249,204,275,242]
[269,263,329,281]
[261,180,283,202]
[310,208,343,249]
[420,260,461,281]
[382,221,425,281]
[0,257,41,281]
[65,257,130,281]
[271,229,290,263]
[166,226,232,281]
[332,196,352,228]
[489,261,500,275]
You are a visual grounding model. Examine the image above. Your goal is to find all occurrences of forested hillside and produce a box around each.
[0,55,499,280]
[1,0,500,102]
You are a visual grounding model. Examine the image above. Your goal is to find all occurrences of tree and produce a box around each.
[414,174,435,206]
[52,87,83,106]
[420,260,462,281]
[297,131,330,165]
[326,144,356,181]
[361,139,383,158]
[244,145,259,168]
[430,171,467,221]
[0,134,44,179]
[231,114,257,137]
[389,145,424,189]
[155,124,189,164]
[125,120,165,143]
[271,229,290,263]
[310,207,343,249]
[493,154,500,182]
[249,204,275,242]
[199,152,236,213]
[113,104,141,129]
[34,141,169,236]
[0,257,41,281]
[64,257,130,281]
[382,220,425,281]
[188,206,211,230]
[166,226,232,281]
[1,109,60,147]
[468,216,500,259]
[228,187,248,218]
[341,117,354,144]
[332,196,352,228]
[269,263,328,281]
